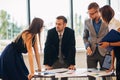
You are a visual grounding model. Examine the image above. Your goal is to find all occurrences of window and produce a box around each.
[111,0,120,21]
[73,0,108,50]
[0,0,116,53]
[30,0,70,50]
[0,0,27,53]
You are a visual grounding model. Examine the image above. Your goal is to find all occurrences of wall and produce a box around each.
[23,50,87,71]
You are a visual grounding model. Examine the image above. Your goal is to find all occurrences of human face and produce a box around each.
[56,19,66,32]
[88,8,99,20]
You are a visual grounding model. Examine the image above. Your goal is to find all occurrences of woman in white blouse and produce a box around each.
[99,5,120,80]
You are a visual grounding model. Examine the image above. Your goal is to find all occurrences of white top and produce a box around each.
[108,18,120,31]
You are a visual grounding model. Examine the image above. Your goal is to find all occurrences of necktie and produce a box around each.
[58,33,64,63]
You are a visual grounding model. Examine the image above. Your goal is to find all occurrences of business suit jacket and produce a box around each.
[83,19,109,56]
[44,27,76,66]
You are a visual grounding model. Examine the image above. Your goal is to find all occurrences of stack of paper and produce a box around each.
[35,68,68,77]
[87,70,113,78]
[55,69,87,78]
[45,68,68,73]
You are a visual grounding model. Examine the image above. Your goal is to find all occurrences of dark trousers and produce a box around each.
[87,47,112,80]
[116,71,120,80]
[51,60,69,80]
[116,60,120,80]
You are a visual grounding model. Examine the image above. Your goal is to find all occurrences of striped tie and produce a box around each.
[58,33,64,63]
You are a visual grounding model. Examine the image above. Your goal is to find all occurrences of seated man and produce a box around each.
[43,15,76,80]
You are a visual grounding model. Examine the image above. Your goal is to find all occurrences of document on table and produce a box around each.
[44,68,68,73]
[87,70,113,78]
[34,72,55,77]
[35,68,68,76]
[55,69,88,78]
[34,68,114,78]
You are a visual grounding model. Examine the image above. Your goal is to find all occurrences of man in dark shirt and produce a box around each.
[44,15,76,80]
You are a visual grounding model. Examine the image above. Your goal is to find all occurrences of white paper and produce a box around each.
[35,68,68,77]
[55,69,87,78]
[87,70,113,78]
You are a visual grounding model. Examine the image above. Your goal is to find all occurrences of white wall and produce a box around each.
[23,51,87,71]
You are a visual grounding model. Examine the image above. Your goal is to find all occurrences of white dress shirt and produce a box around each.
[108,18,120,31]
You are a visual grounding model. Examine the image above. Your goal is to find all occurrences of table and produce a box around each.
[32,68,116,80]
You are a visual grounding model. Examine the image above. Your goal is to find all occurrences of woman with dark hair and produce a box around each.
[0,17,44,80]
[99,5,120,80]
[99,5,120,31]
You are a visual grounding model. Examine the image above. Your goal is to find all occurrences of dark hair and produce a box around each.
[28,17,44,34]
[88,2,99,10]
[56,15,67,23]
[99,5,114,23]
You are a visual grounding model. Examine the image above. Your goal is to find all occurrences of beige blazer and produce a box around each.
[83,19,109,56]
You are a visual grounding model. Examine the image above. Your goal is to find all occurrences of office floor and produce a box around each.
[23,50,116,80]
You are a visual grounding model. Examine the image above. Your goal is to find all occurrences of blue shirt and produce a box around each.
[93,19,102,35]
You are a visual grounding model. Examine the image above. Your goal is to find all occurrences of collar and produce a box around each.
[92,18,101,24]
[109,17,115,26]
[57,29,64,36]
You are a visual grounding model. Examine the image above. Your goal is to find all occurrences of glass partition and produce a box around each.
[30,0,70,50]
[0,0,27,53]
[0,0,118,53]
[111,0,120,21]
[73,0,108,49]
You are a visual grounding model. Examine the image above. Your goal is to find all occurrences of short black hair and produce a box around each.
[99,5,114,23]
[88,2,99,10]
[56,15,67,23]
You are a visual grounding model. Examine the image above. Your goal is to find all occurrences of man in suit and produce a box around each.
[44,15,76,80]
[83,2,110,80]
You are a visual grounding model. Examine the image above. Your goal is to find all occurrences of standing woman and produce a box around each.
[99,5,120,80]
[0,17,44,80]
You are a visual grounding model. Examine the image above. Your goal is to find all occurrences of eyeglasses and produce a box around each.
[87,10,98,15]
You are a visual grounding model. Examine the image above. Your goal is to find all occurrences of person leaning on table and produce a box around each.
[0,17,44,80]
[83,2,112,80]
[99,5,120,80]
[43,15,76,80]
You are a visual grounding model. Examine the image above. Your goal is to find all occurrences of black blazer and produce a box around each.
[44,27,76,66]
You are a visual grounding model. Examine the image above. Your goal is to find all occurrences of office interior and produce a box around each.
[0,0,119,79]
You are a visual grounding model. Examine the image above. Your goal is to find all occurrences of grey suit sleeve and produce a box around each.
[83,20,90,49]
